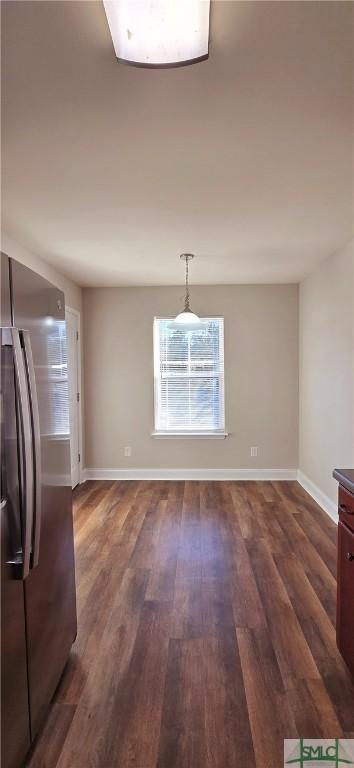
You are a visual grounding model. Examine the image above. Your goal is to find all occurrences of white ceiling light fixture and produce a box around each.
[169,253,204,331]
[103,0,210,68]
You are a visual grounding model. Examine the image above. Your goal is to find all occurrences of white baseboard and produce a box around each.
[82,467,297,482]
[297,470,338,523]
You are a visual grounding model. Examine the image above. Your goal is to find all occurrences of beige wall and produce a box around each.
[299,240,354,504]
[83,284,299,470]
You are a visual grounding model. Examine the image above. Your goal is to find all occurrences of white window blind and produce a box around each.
[44,320,70,437]
[154,317,225,433]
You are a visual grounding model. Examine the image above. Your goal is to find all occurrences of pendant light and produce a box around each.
[169,254,203,331]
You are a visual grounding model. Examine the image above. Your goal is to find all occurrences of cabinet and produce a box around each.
[336,478,354,677]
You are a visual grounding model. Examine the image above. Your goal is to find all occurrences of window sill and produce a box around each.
[151,431,229,439]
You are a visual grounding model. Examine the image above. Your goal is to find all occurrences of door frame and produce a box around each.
[65,306,83,486]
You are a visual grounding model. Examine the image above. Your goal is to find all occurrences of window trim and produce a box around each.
[151,430,229,439]
[153,315,226,437]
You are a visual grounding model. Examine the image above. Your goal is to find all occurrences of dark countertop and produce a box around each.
[333,468,354,495]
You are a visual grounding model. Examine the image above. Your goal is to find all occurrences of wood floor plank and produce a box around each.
[219,488,267,629]
[57,481,152,705]
[26,480,354,768]
[294,506,338,578]
[101,600,172,768]
[158,634,256,768]
[26,704,76,768]
[271,500,337,619]
[321,665,354,733]
[175,482,202,582]
[145,485,183,602]
[274,551,338,668]
[56,568,149,768]
[237,627,297,768]
[286,677,343,737]
[157,638,208,768]
[246,537,321,687]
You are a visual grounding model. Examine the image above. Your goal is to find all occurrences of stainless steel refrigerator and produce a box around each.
[1,253,77,768]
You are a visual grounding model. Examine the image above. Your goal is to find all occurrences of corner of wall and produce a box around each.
[298,239,354,512]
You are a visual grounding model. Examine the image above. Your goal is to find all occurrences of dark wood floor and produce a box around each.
[27,480,354,768]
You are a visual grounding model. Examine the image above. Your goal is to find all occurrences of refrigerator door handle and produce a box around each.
[2,327,34,579]
[21,330,42,569]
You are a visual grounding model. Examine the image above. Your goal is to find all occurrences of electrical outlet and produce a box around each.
[124,446,132,457]
[250,446,258,458]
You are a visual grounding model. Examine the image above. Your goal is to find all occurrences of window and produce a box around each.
[44,320,70,437]
[153,317,225,435]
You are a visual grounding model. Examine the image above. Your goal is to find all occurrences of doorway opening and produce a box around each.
[66,307,81,489]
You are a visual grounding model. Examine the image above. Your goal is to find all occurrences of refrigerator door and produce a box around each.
[10,258,77,738]
[1,254,31,768]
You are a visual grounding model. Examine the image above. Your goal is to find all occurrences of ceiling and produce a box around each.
[2,1,353,287]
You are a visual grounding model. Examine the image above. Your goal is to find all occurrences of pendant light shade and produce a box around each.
[174,310,201,326]
[103,0,210,69]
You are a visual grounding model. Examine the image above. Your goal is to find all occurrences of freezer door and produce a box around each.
[1,500,31,768]
[10,258,77,738]
[1,254,31,768]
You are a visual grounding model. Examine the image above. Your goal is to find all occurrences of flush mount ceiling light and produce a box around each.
[103,0,210,68]
[169,254,204,331]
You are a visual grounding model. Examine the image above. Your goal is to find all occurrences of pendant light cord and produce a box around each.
[184,256,191,312]
[175,253,200,324]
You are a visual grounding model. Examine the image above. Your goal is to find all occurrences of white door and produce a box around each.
[66,308,80,488]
